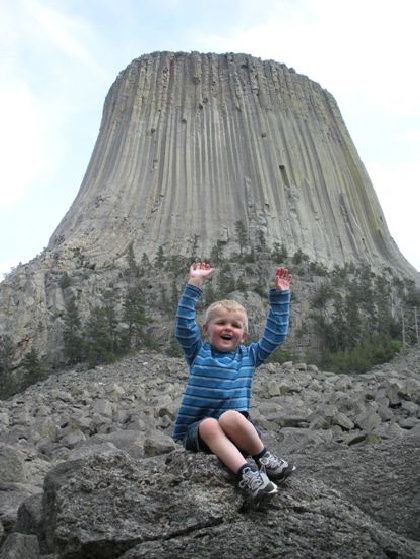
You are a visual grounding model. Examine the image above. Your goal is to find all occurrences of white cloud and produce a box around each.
[368,159,419,268]
[197,0,420,113]
[0,0,107,208]
[2,0,102,73]
[0,85,50,205]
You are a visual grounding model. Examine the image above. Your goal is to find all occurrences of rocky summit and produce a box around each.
[0,347,419,558]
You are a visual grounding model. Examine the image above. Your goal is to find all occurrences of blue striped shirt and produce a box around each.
[172,283,291,442]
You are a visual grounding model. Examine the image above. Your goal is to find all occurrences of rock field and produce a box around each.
[0,347,419,558]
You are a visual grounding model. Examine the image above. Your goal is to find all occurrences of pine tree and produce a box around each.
[127,242,140,278]
[141,253,151,269]
[170,281,179,311]
[154,246,165,268]
[272,242,288,262]
[63,299,83,364]
[235,220,248,257]
[0,335,14,397]
[210,240,224,265]
[123,283,147,349]
[102,287,119,354]
[84,306,114,367]
[257,229,267,252]
[21,347,42,385]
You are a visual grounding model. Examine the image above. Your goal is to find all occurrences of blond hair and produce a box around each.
[204,299,248,332]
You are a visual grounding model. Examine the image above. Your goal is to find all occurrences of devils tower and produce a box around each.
[0,51,418,390]
[48,51,416,275]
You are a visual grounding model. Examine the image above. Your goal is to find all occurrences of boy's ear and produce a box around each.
[202,323,208,336]
[241,331,249,342]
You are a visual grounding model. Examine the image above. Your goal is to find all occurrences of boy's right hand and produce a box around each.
[188,262,214,287]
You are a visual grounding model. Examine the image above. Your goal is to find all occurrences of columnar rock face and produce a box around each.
[49,51,415,275]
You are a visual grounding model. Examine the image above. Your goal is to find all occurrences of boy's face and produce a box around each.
[203,307,247,352]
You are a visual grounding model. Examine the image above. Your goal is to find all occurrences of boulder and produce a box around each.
[15,448,420,558]
[0,533,39,559]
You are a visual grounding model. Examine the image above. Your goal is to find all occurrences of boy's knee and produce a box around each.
[198,417,220,441]
[219,410,244,428]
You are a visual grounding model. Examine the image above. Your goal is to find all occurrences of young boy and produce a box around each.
[172,262,294,504]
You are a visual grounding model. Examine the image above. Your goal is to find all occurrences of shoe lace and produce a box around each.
[260,453,286,470]
[239,468,265,491]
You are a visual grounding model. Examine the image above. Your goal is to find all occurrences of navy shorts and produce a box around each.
[183,411,261,456]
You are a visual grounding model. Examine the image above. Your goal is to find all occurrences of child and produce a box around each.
[172,262,294,503]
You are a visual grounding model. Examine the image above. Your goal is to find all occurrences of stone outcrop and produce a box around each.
[7,447,418,559]
[1,347,419,557]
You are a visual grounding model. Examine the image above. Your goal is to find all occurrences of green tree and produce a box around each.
[312,283,332,312]
[210,240,225,266]
[126,242,140,278]
[63,299,83,364]
[0,335,15,397]
[102,287,120,354]
[170,281,179,310]
[154,245,165,268]
[235,220,248,256]
[84,306,115,367]
[123,283,147,349]
[217,266,236,298]
[21,347,42,385]
[272,242,288,262]
[59,272,72,289]
[292,248,308,265]
[141,253,151,270]
[256,229,267,252]
[0,335,13,374]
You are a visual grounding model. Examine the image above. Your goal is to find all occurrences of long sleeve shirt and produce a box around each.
[171,283,291,442]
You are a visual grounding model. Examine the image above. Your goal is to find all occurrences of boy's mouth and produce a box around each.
[220,333,232,340]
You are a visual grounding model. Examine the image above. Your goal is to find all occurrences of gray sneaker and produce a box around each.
[238,465,278,503]
[258,450,295,483]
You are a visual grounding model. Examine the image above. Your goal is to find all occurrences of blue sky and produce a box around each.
[1,0,419,278]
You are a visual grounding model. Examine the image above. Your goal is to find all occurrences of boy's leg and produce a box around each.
[198,417,248,472]
[218,410,264,456]
[218,410,295,482]
[198,416,278,503]
[199,416,277,503]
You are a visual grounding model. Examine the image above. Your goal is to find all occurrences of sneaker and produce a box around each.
[238,465,278,503]
[258,450,295,483]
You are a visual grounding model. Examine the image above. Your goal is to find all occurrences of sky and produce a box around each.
[1,0,419,280]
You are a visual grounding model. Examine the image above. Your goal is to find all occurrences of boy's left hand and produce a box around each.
[275,267,292,290]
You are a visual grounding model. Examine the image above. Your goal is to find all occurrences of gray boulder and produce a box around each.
[16,448,419,558]
[0,532,39,559]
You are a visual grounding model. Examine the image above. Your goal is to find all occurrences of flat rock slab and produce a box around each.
[40,449,418,559]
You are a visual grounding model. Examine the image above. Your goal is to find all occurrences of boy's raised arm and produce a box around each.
[187,262,215,288]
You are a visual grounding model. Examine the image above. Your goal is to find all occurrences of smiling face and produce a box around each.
[203,304,248,352]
